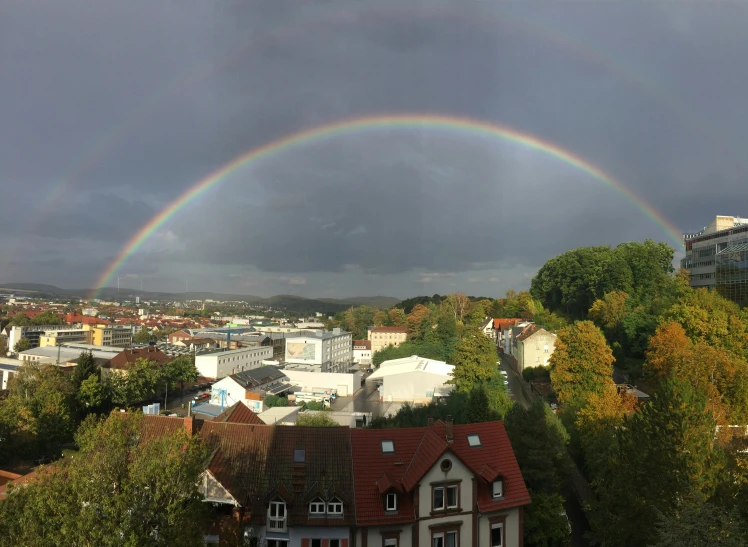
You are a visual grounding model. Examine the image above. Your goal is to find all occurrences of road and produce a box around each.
[498,356,591,547]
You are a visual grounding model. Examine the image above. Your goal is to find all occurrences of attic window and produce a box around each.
[467,434,482,447]
[294,449,306,463]
[381,440,395,454]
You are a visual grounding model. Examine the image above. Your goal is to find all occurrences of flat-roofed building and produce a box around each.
[38,329,91,348]
[195,346,274,380]
[284,328,352,373]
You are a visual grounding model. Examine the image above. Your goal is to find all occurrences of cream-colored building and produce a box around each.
[38,329,91,348]
[368,326,408,354]
[513,324,556,372]
[82,324,133,347]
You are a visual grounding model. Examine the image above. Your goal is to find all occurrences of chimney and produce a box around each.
[445,415,453,444]
[427,417,434,427]
[184,416,194,436]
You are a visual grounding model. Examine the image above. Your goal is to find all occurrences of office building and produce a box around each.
[82,324,134,347]
[682,215,748,303]
[38,329,91,348]
[284,328,353,373]
[195,346,274,380]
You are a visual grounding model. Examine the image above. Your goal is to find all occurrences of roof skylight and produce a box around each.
[381,440,395,454]
[467,434,482,447]
[294,449,306,463]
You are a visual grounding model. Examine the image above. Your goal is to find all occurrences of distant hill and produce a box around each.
[0,283,399,315]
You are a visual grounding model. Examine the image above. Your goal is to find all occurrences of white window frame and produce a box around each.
[492,479,504,499]
[385,492,398,511]
[433,486,445,511]
[432,531,458,547]
[446,485,458,509]
[309,498,325,515]
[268,499,286,531]
[327,497,343,515]
[491,523,503,547]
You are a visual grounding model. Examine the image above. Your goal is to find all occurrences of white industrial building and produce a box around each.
[367,355,455,404]
[281,368,361,397]
[195,346,273,380]
[284,328,353,372]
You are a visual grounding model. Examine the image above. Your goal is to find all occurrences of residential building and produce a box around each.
[368,355,454,404]
[491,319,523,349]
[368,327,408,355]
[682,215,748,302]
[479,318,495,341]
[285,329,353,373]
[100,346,171,379]
[508,324,556,373]
[195,346,274,380]
[82,323,133,347]
[5,325,74,353]
[351,417,529,547]
[38,329,91,348]
[353,340,372,365]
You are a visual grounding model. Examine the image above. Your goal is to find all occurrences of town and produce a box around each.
[0,218,747,546]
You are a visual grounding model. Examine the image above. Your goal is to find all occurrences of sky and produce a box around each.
[1,0,747,299]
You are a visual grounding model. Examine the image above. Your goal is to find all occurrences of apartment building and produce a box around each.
[682,215,748,304]
[82,323,133,347]
[285,329,353,373]
[368,327,408,355]
[5,324,74,353]
[38,329,91,348]
[504,323,556,373]
[353,340,372,365]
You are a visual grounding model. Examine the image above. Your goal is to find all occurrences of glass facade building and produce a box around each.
[715,242,748,305]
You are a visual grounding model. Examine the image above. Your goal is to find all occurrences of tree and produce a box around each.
[0,336,7,357]
[588,290,629,332]
[465,384,494,423]
[449,328,496,392]
[72,351,99,388]
[443,292,470,323]
[406,304,432,340]
[133,325,154,344]
[109,358,160,405]
[522,491,572,547]
[9,313,32,326]
[651,494,746,547]
[13,337,32,353]
[388,308,407,327]
[77,374,106,410]
[0,412,211,546]
[162,355,198,395]
[296,412,338,426]
[263,395,288,408]
[549,321,615,409]
[30,310,62,325]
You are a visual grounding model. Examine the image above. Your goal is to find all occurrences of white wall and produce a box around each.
[358,525,413,547]
[283,369,360,395]
[381,371,453,403]
[196,346,273,379]
[479,508,521,547]
[211,376,246,407]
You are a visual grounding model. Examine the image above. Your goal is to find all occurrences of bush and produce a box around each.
[263,395,288,408]
[523,366,551,382]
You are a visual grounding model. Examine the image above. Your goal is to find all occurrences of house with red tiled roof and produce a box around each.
[492,319,523,350]
[350,417,530,547]
[368,327,408,355]
[510,325,556,373]
[353,340,372,365]
[100,346,171,379]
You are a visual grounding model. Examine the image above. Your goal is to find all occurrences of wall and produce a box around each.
[381,371,453,403]
[196,346,274,379]
[368,331,407,354]
[211,377,246,407]
[283,369,360,395]
[518,330,556,372]
[286,338,322,364]
[357,525,413,547]
[478,508,521,547]
[417,454,474,547]
[288,526,351,547]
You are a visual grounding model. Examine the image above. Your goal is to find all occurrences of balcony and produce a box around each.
[267,518,286,532]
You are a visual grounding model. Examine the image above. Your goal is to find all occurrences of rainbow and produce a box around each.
[89,113,684,299]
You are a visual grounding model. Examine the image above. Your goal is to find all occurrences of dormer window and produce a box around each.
[309,498,325,515]
[381,440,395,454]
[385,492,397,511]
[327,497,343,515]
[492,478,504,499]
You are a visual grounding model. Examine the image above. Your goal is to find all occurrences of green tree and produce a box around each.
[522,492,572,547]
[263,395,288,408]
[449,328,496,392]
[9,313,32,326]
[133,325,154,344]
[71,351,99,388]
[387,308,407,327]
[109,358,160,405]
[296,412,338,426]
[30,310,62,325]
[13,337,32,353]
[162,355,198,395]
[651,494,746,547]
[77,374,106,410]
[549,321,615,409]
[465,384,494,423]
[0,412,210,547]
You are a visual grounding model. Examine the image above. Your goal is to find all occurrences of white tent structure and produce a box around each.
[368,355,454,404]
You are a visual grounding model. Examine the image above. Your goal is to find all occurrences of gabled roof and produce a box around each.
[214,402,264,425]
[479,318,493,330]
[401,427,448,491]
[106,347,171,369]
[516,324,553,342]
[493,318,522,331]
[353,340,371,350]
[230,366,286,389]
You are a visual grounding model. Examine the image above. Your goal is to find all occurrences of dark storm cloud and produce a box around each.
[1,0,747,295]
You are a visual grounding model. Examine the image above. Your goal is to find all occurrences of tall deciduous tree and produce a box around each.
[549,321,615,409]
[72,351,99,388]
[13,337,32,353]
[449,328,496,392]
[133,325,154,344]
[406,304,431,340]
[387,308,407,327]
[0,412,211,547]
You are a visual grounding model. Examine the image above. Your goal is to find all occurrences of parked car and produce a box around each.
[500,370,508,377]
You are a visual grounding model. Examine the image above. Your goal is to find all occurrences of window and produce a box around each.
[467,434,481,447]
[312,540,322,547]
[330,541,340,547]
[440,459,452,472]
[268,500,286,530]
[384,540,397,547]
[294,449,306,463]
[432,531,458,547]
[433,487,445,510]
[309,498,325,515]
[492,479,504,498]
[381,440,395,454]
[491,524,503,547]
[446,485,458,508]
[385,492,397,511]
[327,497,343,515]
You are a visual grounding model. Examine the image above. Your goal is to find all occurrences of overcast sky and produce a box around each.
[1,0,746,299]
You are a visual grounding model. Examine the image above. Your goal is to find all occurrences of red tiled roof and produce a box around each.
[353,340,371,350]
[106,347,171,370]
[493,318,522,331]
[214,402,263,425]
[140,414,191,443]
[370,326,408,333]
[350,420,530,525]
